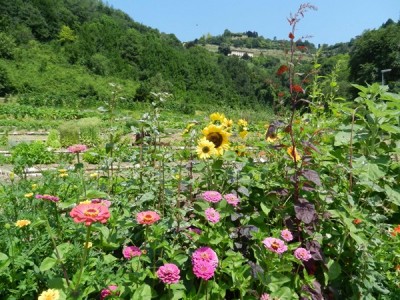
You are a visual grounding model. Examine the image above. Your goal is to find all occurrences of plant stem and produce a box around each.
[44,219,70,288]
[73,225,92,294]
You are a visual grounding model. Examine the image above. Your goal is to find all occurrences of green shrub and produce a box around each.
[59,121,80,147]
[59,117,102,147]
[11,141,56,175]
[45,129,61,149]
[82,147,106,164]
[76,117,102,146]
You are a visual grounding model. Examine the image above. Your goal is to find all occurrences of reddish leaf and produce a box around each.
[302,169,322,186]
[294,201,316,224]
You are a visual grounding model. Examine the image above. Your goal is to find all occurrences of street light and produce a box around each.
[381,68,392,85]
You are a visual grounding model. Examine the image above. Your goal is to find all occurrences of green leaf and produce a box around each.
[55,243,73,260]
[85,190,109,199]
[40,257,57,272]
[271,287,298,300]
[385,185,400,206]
[132,283,152,300]
[103,254,118,264]
[260,203,271,217]
[0,253,8,261]
[380,124,400,134]
[327,259,342,281]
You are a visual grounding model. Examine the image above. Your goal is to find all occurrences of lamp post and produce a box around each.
[381,69,392,85]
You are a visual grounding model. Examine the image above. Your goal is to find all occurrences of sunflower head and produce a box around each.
[222,117,233,130]
[202,124,230,155]
[196,137,217,159]
[209,112,226,125]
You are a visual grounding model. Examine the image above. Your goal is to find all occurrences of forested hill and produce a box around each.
[0,0,290,110]
[0,0,399,110]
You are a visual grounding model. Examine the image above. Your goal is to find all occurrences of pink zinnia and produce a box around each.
[260,293,271,300]
[35,194,60,202]
[280,229,293,242]
[100,285,118,299]
[192,247,218,268]
[202,191,222,203]
[192,260,216,280]
[262,237,288,254]
[122,246,141,259]
[294,247,312,261]
[224,193,240,207]
[156,263,181,284]
[136,211,160,225]
[67,144,88,153]
[70,203,110,226]
[205,207,220,224]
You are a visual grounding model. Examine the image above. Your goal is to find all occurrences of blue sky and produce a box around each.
[105,0,400,46]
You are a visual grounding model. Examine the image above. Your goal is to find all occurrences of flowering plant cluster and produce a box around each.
[1,3,399,300]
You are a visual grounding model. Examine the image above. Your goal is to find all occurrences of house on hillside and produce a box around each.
[229,50,254,58]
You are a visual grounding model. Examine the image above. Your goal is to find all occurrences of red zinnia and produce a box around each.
[276,65,289,76]
[70,203,110,226]
[136,211,160,225]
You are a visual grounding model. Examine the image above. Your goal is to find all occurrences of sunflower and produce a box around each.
[287,146,301,161]
[209,112,226,125]
[222,117,233,130]
[202,124,230,155]
[234,145,247,157]
[196,137,217,159]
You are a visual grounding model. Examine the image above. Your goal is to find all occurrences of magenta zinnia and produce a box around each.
[156,263,181,284]
[36,194,60,202]
[136,211,160,225]
[122,246,141,259]
[280,229,293,242]
[202,190,222,203]
[100,285,118,300]
[70,202,110,226]
[262,237,288,254]
[294,247,312,261]
[192,247,218,268]
[205,207,220,224]
[192,260,216,280]
[67,144,88,153]
[224,193,240,207]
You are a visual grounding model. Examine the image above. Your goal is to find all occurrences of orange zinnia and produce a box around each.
[287,146,301,162]
[276,65,289,76]
[70,203,110,226]
[291,84,304,93]
[136,211,160,225]
[391,225,400,237]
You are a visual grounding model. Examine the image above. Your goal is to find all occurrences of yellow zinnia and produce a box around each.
[38,289,60,300]
[196,137,217,159]
[238,119,248,127]
[15,219,31,228]
[25,192,34,198]
[239,130,248,139]
[202,124,230,155]
[287,146,301,162]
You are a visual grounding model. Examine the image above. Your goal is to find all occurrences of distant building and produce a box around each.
[229,50,254,58]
